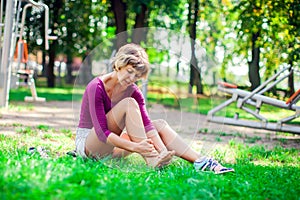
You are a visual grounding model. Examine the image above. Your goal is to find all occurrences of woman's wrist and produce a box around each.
[129,142,138,153]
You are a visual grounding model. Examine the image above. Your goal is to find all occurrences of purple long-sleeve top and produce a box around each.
[78,77,155,143]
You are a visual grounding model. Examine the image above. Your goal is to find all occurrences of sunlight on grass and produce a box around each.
[1,123,299,199]
[9,87,84,102]
[3,82,300,199]
[7,103,34,111]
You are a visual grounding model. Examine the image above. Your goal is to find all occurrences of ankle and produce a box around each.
[195,156,207,163]
[154,147,168,154]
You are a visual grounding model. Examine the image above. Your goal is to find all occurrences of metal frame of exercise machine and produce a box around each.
[0,0,57,107]
[207,67,300,134]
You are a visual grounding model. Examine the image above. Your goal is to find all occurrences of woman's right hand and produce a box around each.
[134,139,158,157]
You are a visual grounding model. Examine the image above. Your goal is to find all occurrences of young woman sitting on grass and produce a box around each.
[75,43,234,174]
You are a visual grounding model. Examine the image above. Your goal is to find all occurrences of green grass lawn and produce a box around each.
[3,86,300,199]
[0,127,299,200]
[9,87,84,102]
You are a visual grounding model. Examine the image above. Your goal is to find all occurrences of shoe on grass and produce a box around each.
[194,157,234,174]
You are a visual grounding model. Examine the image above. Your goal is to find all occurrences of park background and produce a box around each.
[3,0,300,91]
[1,0,300,199]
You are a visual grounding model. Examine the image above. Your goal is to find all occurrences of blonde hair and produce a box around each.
[111,43,150,79]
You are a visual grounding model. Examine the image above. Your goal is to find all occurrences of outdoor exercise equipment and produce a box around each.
[207,67,300,134]
[0,0,57,107]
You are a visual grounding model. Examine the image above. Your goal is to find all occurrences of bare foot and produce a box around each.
[156,150,175,168]
[145,150,175,168]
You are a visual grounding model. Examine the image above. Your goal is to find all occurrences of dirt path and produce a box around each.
[1,101,299,150]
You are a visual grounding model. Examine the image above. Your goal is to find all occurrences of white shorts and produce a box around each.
[75,127,91,158]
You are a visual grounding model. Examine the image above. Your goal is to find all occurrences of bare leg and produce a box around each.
[113,119,200,163]
[85,98,174,167]
[112,118,233,173]
[85,129,114,158]
[152,119,201,163]
[112,118,200,162]
[146,130,168,153]
[112,132,132,158]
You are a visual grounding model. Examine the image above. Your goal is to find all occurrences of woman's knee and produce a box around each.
[152,119,169,132]
[120,97,139,109]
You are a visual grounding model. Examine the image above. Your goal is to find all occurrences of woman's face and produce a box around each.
[117,65,143,87]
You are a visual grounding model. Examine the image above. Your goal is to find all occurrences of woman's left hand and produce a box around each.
[134,139,158,157]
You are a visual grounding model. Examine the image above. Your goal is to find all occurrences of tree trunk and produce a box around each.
[111,0,127,50]
[65,53,73,84]
[132,3,148,44]
[42,51,47,77]
[46,0,63,87]
[248,32,261,91]
[288,62,295,97]
[287,42,295,97]
[188,0,202,94]
[47,41,56,87]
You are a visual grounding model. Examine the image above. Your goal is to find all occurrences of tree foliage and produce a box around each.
[225,0,299,91]
[22,0,299,95]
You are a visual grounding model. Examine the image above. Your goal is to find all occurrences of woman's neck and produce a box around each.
[101,72,124,98]
[102,72,118,88]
